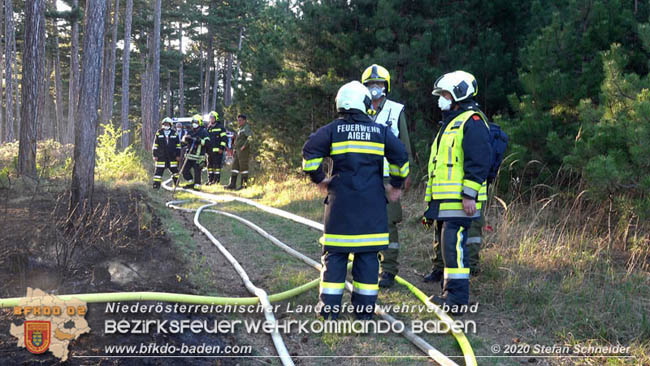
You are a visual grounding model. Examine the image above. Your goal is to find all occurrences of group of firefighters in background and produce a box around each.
[152,112,252,191]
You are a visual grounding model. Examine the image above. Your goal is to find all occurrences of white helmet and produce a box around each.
[335,81,372,115]
[431,70,478,102]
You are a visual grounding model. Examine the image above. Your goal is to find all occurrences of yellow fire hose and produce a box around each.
[0,180,476,366]
[167,199,458,366]
[167,183,477,366]
[0,280,318,308]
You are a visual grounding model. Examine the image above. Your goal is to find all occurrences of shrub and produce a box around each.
[0,140,73,180]
[95,124,147,183]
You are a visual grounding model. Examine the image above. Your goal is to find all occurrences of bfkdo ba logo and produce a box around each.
[24,321,51,354]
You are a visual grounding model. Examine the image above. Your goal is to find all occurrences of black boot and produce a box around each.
[236,174,248,190]
[153,182,161,190]
[225,173,238,190]
[423,269,443,284]
[214,172,221,185]
[378,272,395,288]
[206,172,214,185]
[172,175,179,186]
[429,295,466,316]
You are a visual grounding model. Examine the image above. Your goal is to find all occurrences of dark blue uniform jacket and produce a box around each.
[302,111,409,253]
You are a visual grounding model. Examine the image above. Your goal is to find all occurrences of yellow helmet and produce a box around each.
[161,117,173,126]
[209,111,219,122]
[191,114,204,127]
[361,64,391,93]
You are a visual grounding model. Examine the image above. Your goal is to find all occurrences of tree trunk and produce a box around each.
[18,0,45,178]
[199,46,204,113]
[224,52,233,107]
[67,0,80,144]
[120,0,133,149]
[13,35,18,130]
[151,0,161,129]
[4,0,15,141]
[97,0,112,133]
[0,0,5,143]
[54,33,65,143]
[47,0,61,141]
[203,35,212,114]
[45,58,55,140]
[140,29,153,150]
[101,0,119,127]
[141,0,160,151]
[178,22,184,117]
[70,0,107,215]
[211,50,218,111]
[37,57,51,140]
[166,68,172,117]
[232,27,244,91]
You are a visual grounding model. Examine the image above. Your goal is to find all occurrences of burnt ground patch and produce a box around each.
[0,185,247,365]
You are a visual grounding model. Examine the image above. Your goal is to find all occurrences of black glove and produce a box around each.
[422,202,436,230]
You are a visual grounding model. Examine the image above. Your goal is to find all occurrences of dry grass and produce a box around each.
[228,172,650,365]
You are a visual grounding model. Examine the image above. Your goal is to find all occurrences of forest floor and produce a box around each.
[0,181,243,365]
[0,165,648,366]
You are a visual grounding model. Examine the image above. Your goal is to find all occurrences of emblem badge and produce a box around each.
[25,321,51,354]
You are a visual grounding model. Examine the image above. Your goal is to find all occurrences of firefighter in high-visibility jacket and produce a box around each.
[206,111,227,185]
[361,64,413,288]
[423,70,492,310]
[152,117,181,189]
[302,81,409,320]
[181,114,210,190]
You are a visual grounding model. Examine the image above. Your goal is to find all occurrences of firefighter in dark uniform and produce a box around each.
[206,111,227,185]
[152,117,181,189]
[181,114,210,190]
[302,81,409,320]
[361,64,414,288]
[422,71,491,311]
[225,114,252,190]
[424,72,492,283]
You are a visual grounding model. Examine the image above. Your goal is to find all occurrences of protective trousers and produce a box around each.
[182,159,203,188]
[207,151,223,184]
[231,148,250,188]
[379,198,402,275]
[432,209,483,273]
[153,160,179,188]
[319,251,379,319]
[434,219,471,305]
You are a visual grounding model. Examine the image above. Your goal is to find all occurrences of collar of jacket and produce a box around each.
[339,110,373,123]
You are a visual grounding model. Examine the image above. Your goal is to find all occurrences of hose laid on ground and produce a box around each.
[193,201,294,366]
[167,195,458,366]
[395,277,477,366]
[0,281,317,308]
[0,182,472,365]
[166,200,318,269]
[168,181,477,366]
